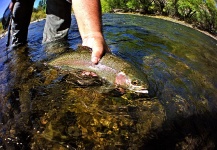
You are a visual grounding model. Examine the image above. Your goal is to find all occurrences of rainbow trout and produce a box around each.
[48,46,148,93]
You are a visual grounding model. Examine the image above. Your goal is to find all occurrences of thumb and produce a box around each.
[91,45,104,64]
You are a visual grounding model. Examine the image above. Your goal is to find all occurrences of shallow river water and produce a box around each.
[0,14,217,149]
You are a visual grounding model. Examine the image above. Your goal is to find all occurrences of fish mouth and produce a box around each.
[129,85,148,94]
[134,89,149,94]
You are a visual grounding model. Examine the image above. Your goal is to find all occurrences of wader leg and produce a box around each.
[42,0,72,43]
[12,0,34,47]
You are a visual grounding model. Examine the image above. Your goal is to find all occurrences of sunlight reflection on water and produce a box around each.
[0,14,217,149]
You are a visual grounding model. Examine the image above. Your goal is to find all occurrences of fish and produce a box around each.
[47,46,148,93]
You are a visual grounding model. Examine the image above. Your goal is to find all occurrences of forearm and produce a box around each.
[72,0,103,40]
[72,0,108,64]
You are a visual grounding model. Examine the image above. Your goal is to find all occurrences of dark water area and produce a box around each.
[0,14,217,149]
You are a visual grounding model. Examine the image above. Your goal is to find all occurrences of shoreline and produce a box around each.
[1,14,217,41]
[115,12,217,41]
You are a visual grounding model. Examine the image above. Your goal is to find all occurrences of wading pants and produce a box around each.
[42,0,72,43]
[12,0,34,46]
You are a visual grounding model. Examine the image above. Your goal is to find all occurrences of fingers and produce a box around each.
[82,35,109,64]
[91,44,104,64]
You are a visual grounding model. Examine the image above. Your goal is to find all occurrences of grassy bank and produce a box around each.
[0,23,3,34]
[31,8,46,22]
[101,0,217,37]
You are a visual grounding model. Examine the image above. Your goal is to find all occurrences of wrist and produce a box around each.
[82,32,105,49]
[82,32,103,41]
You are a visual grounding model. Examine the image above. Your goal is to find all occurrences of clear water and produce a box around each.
[0,14,217,149]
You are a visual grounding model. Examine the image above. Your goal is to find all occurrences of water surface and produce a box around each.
[0,14,217,149]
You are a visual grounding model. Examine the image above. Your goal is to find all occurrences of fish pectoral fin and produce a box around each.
[95,84,125,97]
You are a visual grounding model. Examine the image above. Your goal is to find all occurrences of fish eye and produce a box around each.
[131,79,141,86]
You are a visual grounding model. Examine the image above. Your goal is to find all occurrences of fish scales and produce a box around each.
[48,47,148,93]
[49,52,119,83]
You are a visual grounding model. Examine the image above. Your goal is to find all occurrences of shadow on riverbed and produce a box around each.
[142,111,217,149]
[0,14,217,149]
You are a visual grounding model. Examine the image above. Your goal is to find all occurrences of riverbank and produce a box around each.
[115,12,217,41]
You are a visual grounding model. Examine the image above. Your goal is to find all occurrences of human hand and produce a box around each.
[82,33,110,64]
[9,2,14,12]
[72,0,108,64]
